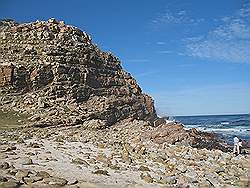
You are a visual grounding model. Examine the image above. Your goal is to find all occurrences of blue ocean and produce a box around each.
[174,114,250,145]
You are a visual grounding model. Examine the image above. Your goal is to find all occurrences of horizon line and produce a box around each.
[171,113,250,117]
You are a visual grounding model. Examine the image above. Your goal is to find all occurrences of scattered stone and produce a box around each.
[67,179,78,185]
[43,177,68,186]
[23,176,43,184]
[215,167,225,174]
[3,146,16,152]
[0,181,20,188]
[0,162,10,169]
[92,170,109,176]
[160,176,177,184]
[15,169,29,180]
[72,158,89,167]
[21,157,33,165]
[238,175,250,187]
[8,169,18,176]
[140,173,153,183]
[28,142,42,148]
[176,164,187,173]
[138,165,150,171]
[0,18,246,188]
[36,171,50,178]
[0,176,8,182]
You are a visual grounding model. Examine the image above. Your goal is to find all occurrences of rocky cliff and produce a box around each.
[0,19,230,151]
[0,18,157,128]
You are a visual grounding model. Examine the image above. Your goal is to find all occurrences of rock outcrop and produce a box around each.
[0,18,230,151]
[0,18,157,128]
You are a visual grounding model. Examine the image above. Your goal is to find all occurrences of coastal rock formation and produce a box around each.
[0,121,248,187]
[0,18,157,128]
[0,18,248,188]
[0,19,230,151]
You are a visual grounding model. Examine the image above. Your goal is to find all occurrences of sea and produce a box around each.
[174,114,250,145]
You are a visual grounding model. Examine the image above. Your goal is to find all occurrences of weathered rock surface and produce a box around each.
[0,120,249,187]
[0,18,231,151]
[0,18,157,128]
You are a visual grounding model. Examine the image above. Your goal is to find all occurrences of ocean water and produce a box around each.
[174,114,250,145]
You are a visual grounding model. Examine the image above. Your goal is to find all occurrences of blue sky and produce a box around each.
[1,0,250,116]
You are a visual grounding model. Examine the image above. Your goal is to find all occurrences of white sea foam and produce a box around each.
[220,121,230,125]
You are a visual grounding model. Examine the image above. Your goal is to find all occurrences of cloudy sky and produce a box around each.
[1,0,250,116]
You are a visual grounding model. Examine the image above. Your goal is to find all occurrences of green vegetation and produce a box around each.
[0,110,29,129]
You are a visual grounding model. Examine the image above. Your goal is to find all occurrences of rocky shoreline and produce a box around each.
[0,120,249,188]
[0,19,249,187]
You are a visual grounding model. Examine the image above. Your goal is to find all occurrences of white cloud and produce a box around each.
[238,3,250,17]
[186,40,250,63]
[185,3,250,63]
[152,9,203,26]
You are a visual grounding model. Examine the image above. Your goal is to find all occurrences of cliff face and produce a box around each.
[0,18,157,128]
[0,19,231,151]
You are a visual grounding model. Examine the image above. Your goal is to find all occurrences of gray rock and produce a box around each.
[37,171,50,178]
[140,173,153,183]
[21,157,33,165]
[0,181,20,188]
[71,158,89,167]
[0,162,10,169]
[138,165,150,171]
[43,177,68,186]
[23,176,43,184]
[92,170,109,176]
[160,176,177,184]
[185,170,198,179]
[176,164,187,173]
[15,169,29,180]
[0,176,8,182]
[215,167,225,174]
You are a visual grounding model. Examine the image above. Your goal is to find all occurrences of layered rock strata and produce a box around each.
[0,18,157,128]
[0,19,230,151]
